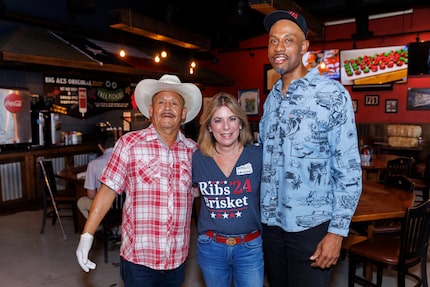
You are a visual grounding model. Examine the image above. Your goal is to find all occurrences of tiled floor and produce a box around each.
[0,209,427,286]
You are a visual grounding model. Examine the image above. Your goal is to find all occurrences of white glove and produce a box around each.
[76,232,96,272]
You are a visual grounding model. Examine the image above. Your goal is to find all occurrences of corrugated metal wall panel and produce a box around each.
[1,154,91,202]
[0,162,22,201]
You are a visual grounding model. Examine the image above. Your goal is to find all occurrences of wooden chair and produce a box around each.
[371,175,415,235]
[102,192,126,263]
[348,199,430,287]
[39,159,78,237]
[384,174,416,193]
[380,157,414,182]
[410,155,430,203]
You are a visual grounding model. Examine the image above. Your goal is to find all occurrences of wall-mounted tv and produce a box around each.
[340,45,408,86]
[408,41,430,76]
[303,49,340,80]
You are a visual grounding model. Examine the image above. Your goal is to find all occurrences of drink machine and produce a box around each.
[31,110,61,146]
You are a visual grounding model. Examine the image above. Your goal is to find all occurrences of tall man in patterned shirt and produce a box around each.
[76,74,202,287]
[259,10,362,287]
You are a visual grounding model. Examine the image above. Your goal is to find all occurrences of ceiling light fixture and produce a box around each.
[161,50,168,58]
[189,60,197,74]
[119,47,126,57]
[154,54,160,63]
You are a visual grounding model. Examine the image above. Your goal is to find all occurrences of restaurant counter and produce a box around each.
[0,143,98,213]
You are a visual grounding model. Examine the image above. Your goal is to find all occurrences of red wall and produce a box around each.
[199,6,430,124]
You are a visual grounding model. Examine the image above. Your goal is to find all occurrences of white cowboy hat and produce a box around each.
[134,74,202,124]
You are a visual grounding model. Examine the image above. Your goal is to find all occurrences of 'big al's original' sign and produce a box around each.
[43,75,136,118]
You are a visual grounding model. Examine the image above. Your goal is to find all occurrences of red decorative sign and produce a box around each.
[4,93,23,113]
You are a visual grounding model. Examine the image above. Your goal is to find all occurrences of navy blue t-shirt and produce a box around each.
[192,144,262,235]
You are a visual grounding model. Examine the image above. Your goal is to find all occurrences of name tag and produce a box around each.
[236,163,253,175]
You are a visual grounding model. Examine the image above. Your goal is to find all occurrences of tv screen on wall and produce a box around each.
[302,49,340,80]
[408,41,430,76]
[340,45,408,86]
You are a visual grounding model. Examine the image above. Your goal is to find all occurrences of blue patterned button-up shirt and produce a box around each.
[259,68,362,237]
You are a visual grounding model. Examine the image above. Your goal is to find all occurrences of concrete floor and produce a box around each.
[0,209,427,287]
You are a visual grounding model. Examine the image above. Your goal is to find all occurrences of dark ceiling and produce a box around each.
[136,0,429,47]
[1,0,429,55]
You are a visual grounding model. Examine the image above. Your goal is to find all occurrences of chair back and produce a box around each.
[399,200,430,268]
[102,191,125,263]
[422,155,430,190]
[39,160,58,196]
[111,192,126,211]
[384,175,416,193]
[385,157,414,178]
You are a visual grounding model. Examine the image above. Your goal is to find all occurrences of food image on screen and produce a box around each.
[340,45,408,85]
[303,49,340,79]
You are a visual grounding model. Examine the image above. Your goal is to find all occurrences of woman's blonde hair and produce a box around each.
[197,92,253,157]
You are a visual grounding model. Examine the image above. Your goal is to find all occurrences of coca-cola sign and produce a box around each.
[4,93,23,113]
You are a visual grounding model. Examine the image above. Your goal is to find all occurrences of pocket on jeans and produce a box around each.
[244,236,262,249]
[197,234,212,244]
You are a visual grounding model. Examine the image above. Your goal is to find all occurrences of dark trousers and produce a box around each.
[120,257,186,287]
[263,222,333,287]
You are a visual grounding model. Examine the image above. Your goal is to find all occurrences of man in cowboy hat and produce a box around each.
[76,74,202,287]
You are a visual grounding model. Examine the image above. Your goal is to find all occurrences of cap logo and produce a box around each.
[288,11,299,20]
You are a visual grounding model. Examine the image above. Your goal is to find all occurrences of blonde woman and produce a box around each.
[192,92,263,287]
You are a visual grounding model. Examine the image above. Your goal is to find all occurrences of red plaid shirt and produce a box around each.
[100,125,197,270]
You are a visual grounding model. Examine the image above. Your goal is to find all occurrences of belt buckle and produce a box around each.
[226,237,236,246]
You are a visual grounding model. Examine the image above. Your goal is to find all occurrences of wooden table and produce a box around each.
[344,180,415,248]
[361,154,400,182]
[56,165,87,232]
[353,180,415,224]
[56,165,87,181]
[345,180,415,280]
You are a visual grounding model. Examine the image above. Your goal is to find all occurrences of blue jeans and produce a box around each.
[120,257,186,287]
[197,233,264,287]
[262,222,333,287]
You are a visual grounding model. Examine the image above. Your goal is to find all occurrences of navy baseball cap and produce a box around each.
[264,10,308,38]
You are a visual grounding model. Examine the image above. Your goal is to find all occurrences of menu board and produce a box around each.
[43,75,135,118]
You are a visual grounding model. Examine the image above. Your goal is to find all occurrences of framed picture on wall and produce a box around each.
[238,89,259,115]
[352,99,358,113]
[263,64,279,94]
[203,96,213,110]
[406,88,430,110]
[385,99,398,113]
[364,95,379,106]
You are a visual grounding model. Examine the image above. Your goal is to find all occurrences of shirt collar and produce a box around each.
[146,124,191,147]
[272,67,319,96]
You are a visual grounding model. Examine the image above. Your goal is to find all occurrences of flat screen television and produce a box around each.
[0,88,32,151]
[408,41,430,76]
[340,45,408,86]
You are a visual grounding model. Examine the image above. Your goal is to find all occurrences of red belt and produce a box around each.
[205,230,261,246]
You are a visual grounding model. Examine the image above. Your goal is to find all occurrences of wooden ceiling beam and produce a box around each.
[109,8,211,51]
[0,51,234,86]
